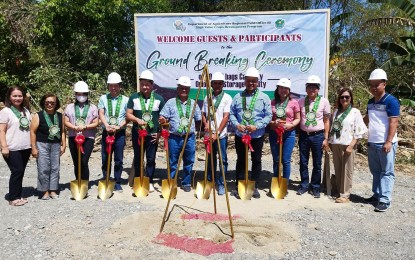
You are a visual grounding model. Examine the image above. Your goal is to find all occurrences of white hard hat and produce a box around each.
[277,78,291,89]
[177,76,191,87]
[306,75,321,85]
[107,72,122,84]
[245,67,259,78]
[74,81,89,93]
[369,68,387,80]
[211,72,225,81]
[140,70,154,81]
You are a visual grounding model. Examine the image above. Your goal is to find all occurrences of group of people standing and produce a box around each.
[0,68,399,212]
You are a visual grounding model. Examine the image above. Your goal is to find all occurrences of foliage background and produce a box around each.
[0,0,414,110]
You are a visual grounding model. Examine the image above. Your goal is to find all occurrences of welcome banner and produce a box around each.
[135,10,330,99]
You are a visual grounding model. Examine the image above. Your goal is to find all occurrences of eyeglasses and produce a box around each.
[306,85,319,90]
[45,101,56,105]
[339,96,350,100]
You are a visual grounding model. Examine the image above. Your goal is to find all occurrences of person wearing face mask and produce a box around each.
[64,81,99,184]
[98,72,129,192]
[0,86,32,206]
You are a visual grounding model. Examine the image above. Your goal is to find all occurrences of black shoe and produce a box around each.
[364,195,378,203]
[308,189,320,198]
[252,188,260,199]
[182,185,191,192]
[296,187,307,195]
[375,202,390,212]
[231,189,240,199]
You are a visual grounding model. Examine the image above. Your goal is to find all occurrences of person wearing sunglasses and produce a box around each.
[30,94,66,200]
[328,88,367,203]
[363,69,400,212]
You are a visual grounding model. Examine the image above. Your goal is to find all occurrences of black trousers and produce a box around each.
[68,137,94,181]
[234,135,265,188]
[4,148,31,201]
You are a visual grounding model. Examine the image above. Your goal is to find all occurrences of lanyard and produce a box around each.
[139,92,155,129]
[75,104,90,120]
[107,94,122,117]
[176,98,191,133]
[241,89,259,125]
[304,96,321,127]
[10,106,29,130]
[330,105,352,138]
[43,110,60,140]
[275,97,289,119]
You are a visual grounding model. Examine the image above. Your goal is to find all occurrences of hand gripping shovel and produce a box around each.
[97,134,116,200]
[270,125,288,199]
[70,133,88,200]
[160,126,177,200]
[196,135,214,199]
[133,129,150,197]
[238,134,255,200]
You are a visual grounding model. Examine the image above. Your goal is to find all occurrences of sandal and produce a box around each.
[335,197,350,203]
[9,199,26,206]
[41,195,50,200]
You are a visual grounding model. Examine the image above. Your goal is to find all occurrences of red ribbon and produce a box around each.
[275,126,285,144]
[242,134,254,152]
[137,129,147,145]
[106,135,115,154]
[161,129,169,150]
[203,135,211,154]
[74,134,85,154]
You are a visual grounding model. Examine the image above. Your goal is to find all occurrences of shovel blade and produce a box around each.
[238,180,255,200]
[70,180,89,201]
[270,177,288,199]
[97,179,115,200]
[195,180,213,200]
[133,177,150,197]
[161,179,177,200]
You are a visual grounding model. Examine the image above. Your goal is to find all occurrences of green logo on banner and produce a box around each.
[275,19,285,29]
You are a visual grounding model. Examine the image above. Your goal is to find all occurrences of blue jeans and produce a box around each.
[168,134,196,187]
[132,131,157,183]
[269,129,296,180]
[299,131,324,192]
[101,130,125,185]
[368,142,397,204]
[207,137,228,187]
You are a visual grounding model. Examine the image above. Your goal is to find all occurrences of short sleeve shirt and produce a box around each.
[64,103,98,139]
[271,98,300,123]
[203,92,232,139]
[367,93,400,143]
[0,107,31,151]
[98,94,129,129]
[328,107,368,145]
[160,98,201,135]
[298,96,331,132]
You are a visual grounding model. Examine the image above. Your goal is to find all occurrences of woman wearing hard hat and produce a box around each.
[268,78,300,195]
[64,81,99,186]
[328,88,367,203]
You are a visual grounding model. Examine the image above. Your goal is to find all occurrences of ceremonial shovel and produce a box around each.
[97,134,115,200]
[70,133,88,200]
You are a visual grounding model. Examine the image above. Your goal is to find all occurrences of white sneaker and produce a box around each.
[149,183,155,193]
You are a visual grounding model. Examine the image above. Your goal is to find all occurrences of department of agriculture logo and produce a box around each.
[174,20,186,31]
[275,19,285,29]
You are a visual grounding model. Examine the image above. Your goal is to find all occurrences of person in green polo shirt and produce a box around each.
[126,70,165,193]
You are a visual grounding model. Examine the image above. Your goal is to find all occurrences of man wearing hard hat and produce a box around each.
[297,75,331,199]
[229,67,272,199]
[98,72,129,192]
[202,72,233,196]
[126,70,165,193]
[364,68,400,212]
[159,76,202,192]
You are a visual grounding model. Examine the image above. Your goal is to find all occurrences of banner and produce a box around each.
[135,10,330,99]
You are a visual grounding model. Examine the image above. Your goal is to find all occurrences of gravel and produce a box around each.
[0,140,414,259]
